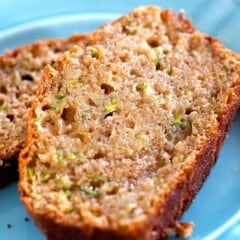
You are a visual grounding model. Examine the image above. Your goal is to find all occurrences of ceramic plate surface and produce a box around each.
[0,1,240,239]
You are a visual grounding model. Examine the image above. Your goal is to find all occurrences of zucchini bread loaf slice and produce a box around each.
[20,6,240,240]
[0,34,94,187]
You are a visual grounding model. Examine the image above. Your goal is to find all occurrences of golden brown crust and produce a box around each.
[19,6,240,239]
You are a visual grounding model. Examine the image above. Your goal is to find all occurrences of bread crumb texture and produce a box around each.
[174,221,194,238]
[20,6,240,238]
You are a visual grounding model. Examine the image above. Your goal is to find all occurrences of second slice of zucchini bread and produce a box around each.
[0,34,94,187]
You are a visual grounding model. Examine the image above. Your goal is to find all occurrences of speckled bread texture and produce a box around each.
[20,6,240,240]
[0,34,94,187]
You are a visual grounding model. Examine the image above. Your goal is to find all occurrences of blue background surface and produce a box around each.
[0,1,240,239]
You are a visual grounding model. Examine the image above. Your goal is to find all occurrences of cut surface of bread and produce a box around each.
[20,6,240,240]
[0,34,94,187]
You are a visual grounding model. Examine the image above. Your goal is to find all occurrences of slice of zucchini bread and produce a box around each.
[20,6,240,240]
[0,34,94,187]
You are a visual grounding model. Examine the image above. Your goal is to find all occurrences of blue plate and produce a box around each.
[0,1,240,239]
